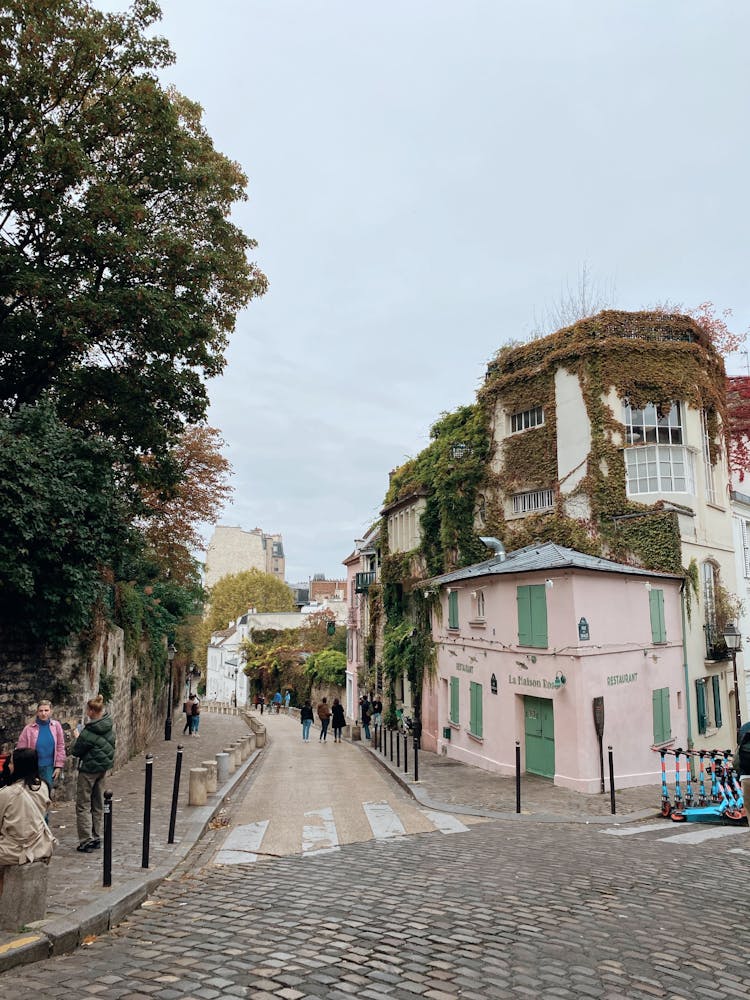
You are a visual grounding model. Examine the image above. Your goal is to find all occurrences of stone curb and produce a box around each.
[359,741,658,826]
[0,746,262,974]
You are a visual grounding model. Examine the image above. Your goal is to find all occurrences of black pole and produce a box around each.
[103,790,113,887]
[608,745,616,815]
[389,728,393,761]
[168,745,184,844]
[403,732,408,773]
[396,730,400,768]
[164,662,173,741]
[414,736,419,782]
[515,741,521,814]
[141,753,153,868]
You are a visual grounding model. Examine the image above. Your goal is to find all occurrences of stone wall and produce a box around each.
[0,625,164,800]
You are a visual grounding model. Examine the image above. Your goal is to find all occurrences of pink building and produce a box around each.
[342,526,380,721]
[422,541,687,793]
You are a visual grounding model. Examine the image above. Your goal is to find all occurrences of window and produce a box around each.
[623,401,694,495]
[450,676,460,725]
[512,489,554,515]
[652,687,671,744]
[649,588,666,644]
[712,674,722,729]
[476,590,486,619]
[741,520,750,578]
[448,590,459,629]
[516,584,548,648]
[695,678,708,735]
[700,409,717,504]
[510,406,544,433]
[469,681,483,737]
[702,561,717,627]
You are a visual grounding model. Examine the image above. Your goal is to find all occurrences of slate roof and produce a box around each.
[422,541,682,587]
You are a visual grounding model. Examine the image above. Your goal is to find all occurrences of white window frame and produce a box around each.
[700,409,717,504]
[476,590,485,619]
[512,488,554,514]
[624,444,695,495]
[742,519,750,578]
[510,406,544,434]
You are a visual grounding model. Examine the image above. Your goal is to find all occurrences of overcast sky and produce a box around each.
[108,1,750,580]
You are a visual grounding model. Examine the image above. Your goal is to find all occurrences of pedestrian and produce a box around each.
[737,721,750,808]
[317,698,331,742]
[331,698,346,743]
[182,696,192,735]
[16,699,66,793]
[300,700,314,741]
[190,694,201,737]
[70,694,116,854]
[361,702,371,741]
[259,693,265,715]
[284,690,291,714]
[273,690,282,714]
[0,748,55,865]
[371,692,383,728]
[253,693,259,712]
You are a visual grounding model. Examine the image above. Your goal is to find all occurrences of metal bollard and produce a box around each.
[390,728,393,761]
[608,745,616,815]
[383,727,388,757]
[414,737,419,782]
[396,731,400,768]
[403,732,408,773]
[515,741,521,814]
[141,753,153,868]
[167,745,183,845]
[103,790,113,887]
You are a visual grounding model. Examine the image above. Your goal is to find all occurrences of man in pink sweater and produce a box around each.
[17,700,66,791]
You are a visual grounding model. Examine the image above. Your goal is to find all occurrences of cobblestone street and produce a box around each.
[1,713,748,999]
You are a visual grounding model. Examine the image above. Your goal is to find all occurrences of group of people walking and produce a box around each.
[0,695,116,865]
[299,697,347,742]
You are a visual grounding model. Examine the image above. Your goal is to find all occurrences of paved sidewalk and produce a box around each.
[0,710,257,972]
[360,732,661,823]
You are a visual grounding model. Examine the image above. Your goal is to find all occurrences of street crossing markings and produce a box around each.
[657,825,747,846]
[363,800,406,839]
[420,809,470,834]
[214,820,269,865]
[600,822,748,847]
[603,823,667,837]
[302,806,339,855]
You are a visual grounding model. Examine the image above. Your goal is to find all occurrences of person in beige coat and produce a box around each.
[0,748,55,865]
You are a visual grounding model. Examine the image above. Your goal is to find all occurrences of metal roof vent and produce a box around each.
[479,536,506,562]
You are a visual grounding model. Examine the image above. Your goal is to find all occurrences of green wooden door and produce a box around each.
[524,696,555,778]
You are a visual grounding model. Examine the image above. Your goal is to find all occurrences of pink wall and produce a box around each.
[425,569,686,792]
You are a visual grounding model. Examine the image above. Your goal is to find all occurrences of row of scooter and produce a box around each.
[652,746,747,824]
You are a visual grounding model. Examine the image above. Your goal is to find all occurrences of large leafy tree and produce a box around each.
[0,0,267,490]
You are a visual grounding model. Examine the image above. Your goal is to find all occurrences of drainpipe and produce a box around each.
[680,580,694,763]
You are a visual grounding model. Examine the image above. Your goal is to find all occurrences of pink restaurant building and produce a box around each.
[421,541,687,793]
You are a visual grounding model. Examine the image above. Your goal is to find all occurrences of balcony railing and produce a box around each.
[355,572,376,593]
[704,623,729,662]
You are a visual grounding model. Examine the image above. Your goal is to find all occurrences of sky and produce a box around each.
[103,1,750,581]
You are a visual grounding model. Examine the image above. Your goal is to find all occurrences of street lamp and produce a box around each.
[722,622,743,734]
[164,643,176,741]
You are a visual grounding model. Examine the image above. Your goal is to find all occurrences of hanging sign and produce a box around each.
[578,617,590,641]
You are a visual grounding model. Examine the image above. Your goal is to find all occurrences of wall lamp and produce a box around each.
[545,578,554,589]
[554,671,567,688]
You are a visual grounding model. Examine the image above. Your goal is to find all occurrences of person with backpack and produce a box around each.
[317,698,331,742]
[300,700,314,742]
[0,747,55,865]
[70,694,115,854]
[182,697,192,735]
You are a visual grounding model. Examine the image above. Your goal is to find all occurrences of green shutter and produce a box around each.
[695,679,707,734]
[652,687,671,744]
[530,584,548,648]
[712,674,722,728]
[448,591,459,629]
[470,681,483,737]
[649,589,666,644]
[450,676,459,724]
[517,586,532,645]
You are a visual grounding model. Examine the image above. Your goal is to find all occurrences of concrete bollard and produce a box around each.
[223,747,237,774]
[246,731,256,751]
[240,736,251,760]
[232,743,242,768]
[216,752,230,784]
[201,760,218,793]
[188,767,208,806]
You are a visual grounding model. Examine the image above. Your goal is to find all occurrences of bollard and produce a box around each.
[141,753,153,869]
[215,751,230,785]
[103,790,113,887]
[201,759,218,793]
[608,746,616,815]
[403,732,408,773]
[223,746,237,774]
[389,728,393,762]
[246,731,256,751]
[240,736,250,761]
[396,731,400,768]
[382,727,388,758]
[188,767,208,806]
[167,745,183,845]
[414,736,419,782]
[234,742,243,767]
[515,741,521,814]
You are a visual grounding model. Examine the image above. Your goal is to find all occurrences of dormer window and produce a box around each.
[510,406,544,433]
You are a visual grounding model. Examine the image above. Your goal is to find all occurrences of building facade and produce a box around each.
[204,526,285,590]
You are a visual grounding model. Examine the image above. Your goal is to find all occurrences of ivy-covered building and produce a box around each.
[368,310,745,780]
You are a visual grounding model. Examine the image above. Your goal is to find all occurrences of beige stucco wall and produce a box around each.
[205,525,285,589]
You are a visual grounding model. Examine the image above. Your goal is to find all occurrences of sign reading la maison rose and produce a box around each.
[508,674,560,690]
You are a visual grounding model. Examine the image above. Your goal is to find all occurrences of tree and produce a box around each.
[304,649,346,687]
[0,401,131,645]
[0,0,267,490]
[140,424,233,583]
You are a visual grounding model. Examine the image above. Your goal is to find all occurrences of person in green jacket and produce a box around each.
[71,694,115,854]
